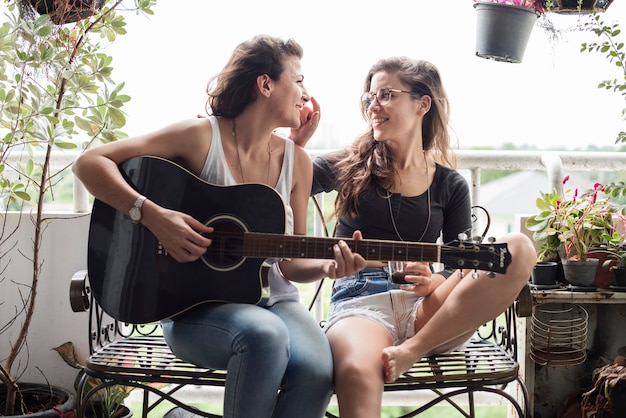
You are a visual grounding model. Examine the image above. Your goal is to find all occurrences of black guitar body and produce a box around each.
[88,156,287,324]
[88,156,512,324]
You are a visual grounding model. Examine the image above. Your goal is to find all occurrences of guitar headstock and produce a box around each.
[441,240,511,275]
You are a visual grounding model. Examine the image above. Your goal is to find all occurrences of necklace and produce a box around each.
[387,152,431,242]
[231,118,271,184]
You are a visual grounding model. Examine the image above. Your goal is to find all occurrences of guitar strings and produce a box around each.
[206,230,442,259]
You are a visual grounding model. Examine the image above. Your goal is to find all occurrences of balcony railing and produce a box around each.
[17,149,624,212]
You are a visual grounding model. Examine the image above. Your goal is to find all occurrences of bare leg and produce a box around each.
[382,232,536,383]
[326,316,392,418]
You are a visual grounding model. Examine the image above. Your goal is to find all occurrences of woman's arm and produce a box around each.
[72,119,214,262]
[277,144,366,282]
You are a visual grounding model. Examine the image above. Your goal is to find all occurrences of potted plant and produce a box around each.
[600,246,626,287]
[473,0,544,63]
[526,176,619,287]
[596,222,626,288]
[54,342,133,418]
[17,0,105,24]
[525,189,563,286]
[542,0,614,14]
[0,0,154,415]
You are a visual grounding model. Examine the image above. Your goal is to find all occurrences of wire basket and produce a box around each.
[530,302,588,366]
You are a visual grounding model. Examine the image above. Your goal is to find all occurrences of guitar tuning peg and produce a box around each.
[487,237,496,244]
[472,236,482,244]
[458,269,465,278]
[487,271,496,279]
[472,270,480,279]
[457,233,468,242]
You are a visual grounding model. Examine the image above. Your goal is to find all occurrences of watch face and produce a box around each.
[130,207,141,222]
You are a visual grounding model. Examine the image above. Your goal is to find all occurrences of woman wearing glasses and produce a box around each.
[294,57,535,418]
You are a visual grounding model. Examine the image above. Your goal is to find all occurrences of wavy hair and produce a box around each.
[205,35,303,118]
[333,57,456,218]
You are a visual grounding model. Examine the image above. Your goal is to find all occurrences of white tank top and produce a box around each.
[200,116,299,305]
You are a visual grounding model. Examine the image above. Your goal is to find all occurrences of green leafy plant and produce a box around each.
[0,0,154,415]
[526,176,620,262]
[54,342,133,418]
[525,189,563,262]
[580,12,626,145]
[598,216,626,270]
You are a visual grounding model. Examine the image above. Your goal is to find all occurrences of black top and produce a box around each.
[312,156,472,246]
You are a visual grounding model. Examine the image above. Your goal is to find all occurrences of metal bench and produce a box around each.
[70,269,532,418]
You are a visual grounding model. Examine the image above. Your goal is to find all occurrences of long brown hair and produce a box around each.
[205,35,303,118]
[333,57,456,218]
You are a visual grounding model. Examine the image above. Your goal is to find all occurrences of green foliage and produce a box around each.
[0,0,156,414]
[0,0,155,208]
[525,189,563,262]
[526,176,622,262]
[580,12,626,145]
[55,341,133,418]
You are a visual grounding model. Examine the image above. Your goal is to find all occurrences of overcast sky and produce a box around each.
[5,0,626,150]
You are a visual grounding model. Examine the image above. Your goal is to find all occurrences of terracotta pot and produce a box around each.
[588,248,614,289]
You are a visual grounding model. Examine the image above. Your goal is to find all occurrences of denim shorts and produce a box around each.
[325,267,424,345]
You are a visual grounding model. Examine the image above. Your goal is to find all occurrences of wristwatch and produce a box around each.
[129,195,147,224]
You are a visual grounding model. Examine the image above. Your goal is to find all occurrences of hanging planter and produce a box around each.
[542,0,614,14]
[19,0,105,25]
[474,1,541,63]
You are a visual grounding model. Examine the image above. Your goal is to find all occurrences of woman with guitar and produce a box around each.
[72,35,366,418]
[293,57,537,418]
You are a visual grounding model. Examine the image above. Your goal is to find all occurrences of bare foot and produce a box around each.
[381,345,419,383]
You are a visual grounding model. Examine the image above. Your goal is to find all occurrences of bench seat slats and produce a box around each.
[86,335,518,389]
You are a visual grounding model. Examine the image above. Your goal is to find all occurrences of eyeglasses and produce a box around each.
[361,88,418,108]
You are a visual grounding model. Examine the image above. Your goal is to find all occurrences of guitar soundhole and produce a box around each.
[202,215,247,271]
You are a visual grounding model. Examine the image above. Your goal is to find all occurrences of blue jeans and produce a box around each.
[330,267,397,305]
[161,300,333,418]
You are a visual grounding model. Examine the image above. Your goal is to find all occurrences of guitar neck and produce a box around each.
[239,232,440,262]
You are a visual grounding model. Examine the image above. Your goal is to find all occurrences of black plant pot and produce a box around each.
[532,261,558,285]
[0,382,75,417]
[614,268,626,287]
[542,0,613,14]
[85,402,133,418]
[27,0,105,24]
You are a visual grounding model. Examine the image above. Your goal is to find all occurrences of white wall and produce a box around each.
[0,212,91,392]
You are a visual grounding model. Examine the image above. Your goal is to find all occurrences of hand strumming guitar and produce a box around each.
[141,200,213,263]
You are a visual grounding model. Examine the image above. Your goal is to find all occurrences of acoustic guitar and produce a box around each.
[87,156,511,324]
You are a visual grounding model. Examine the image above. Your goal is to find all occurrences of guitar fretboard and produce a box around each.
[240,232,441,262]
